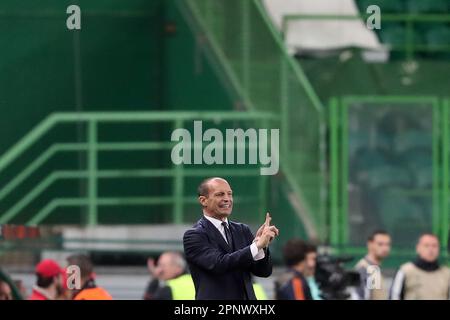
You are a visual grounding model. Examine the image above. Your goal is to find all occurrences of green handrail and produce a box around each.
[442,99,450,249]
[0,111,279,226]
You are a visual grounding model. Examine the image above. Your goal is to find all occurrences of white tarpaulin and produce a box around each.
[263,0,385,55]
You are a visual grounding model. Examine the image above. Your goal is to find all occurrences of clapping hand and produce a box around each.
[255,212,279,249]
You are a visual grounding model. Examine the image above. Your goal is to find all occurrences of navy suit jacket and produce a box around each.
[183,216,272,300]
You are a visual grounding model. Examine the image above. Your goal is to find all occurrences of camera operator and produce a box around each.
[275,239,313,300]
[303,242,323,300]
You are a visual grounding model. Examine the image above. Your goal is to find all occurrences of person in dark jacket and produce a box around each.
[183,177,278,300]
[275,239,313,300]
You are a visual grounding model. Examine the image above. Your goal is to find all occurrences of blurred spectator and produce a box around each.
[303,242,322,300]
[58,267,72,300]
[29,259,65,300]
[143,251,195,300]
[0,280,12,300]
[13,280,28,299]
[275,239,313,300]
[354,230,391,300]
[390,233,450,300]
[66,254,112,300]
[252,277,268,300]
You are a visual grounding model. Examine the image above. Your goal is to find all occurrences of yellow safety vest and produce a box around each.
[253,283,268,300]
[166,274,196,300]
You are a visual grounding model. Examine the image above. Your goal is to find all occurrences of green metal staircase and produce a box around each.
[0,111,278,226]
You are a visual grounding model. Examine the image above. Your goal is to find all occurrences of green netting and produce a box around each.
[184,0,326,237]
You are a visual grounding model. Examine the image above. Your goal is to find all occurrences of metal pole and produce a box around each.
[329,98,340,247]
[173,119,184,224]
[433,102,441,236]
[242,0,251,96]
[406,18,414,61]
[340,98,349,245]
[441,99,449,253]
[87,121,98,225]
[280,58,289,165]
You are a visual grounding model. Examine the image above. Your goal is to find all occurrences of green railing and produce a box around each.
[330,96,449,262]
[181,0,326,240]
[282,14,450,60]
[0,111,279,226]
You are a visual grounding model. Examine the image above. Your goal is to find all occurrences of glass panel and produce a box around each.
[347,101,434,247]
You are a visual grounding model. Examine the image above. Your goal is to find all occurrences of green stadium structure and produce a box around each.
[0,0,449,265]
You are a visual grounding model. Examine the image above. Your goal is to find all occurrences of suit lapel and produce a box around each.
[201,216,232,253]
[228,221,244,250]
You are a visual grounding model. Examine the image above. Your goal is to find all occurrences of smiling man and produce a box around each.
[183,177,279,300]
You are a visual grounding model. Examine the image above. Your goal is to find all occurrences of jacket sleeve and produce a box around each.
[143,278,162,300]
[153,285,173,300]
[390,268,406,300]
[183,228,254,275]
[242,225,273,278]
[354,266,369,300]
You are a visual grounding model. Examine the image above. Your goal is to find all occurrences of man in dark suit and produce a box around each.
[183,177,279,300]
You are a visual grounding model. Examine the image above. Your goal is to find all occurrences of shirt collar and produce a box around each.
[203,213,228,230]
[364,255,381,266]
[414,256,440,272]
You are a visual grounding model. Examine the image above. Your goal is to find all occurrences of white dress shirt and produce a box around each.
[203,214,265,261]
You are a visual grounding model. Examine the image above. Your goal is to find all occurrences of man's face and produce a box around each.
[155,254,182,281]
[199,179,233,219]
[55,274,66,296]
[368,234,391,260]
[304,252,317,277]
[416,235,440,262]
[0,281,12,300]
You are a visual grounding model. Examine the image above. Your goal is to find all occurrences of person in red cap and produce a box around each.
[29,259,66,300]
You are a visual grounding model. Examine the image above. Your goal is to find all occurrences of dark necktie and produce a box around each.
[221,221,233,249]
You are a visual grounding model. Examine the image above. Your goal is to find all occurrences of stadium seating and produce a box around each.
[378,23,424,48]
[394,131,432,153]
[358,0,449,14]
[352,148,388,171]
[365,165,413,189]
[407,0,449,14]
[356,0,406,13]
[375,191,427,245]
[356,0,450,60]
[425,25,450,58]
